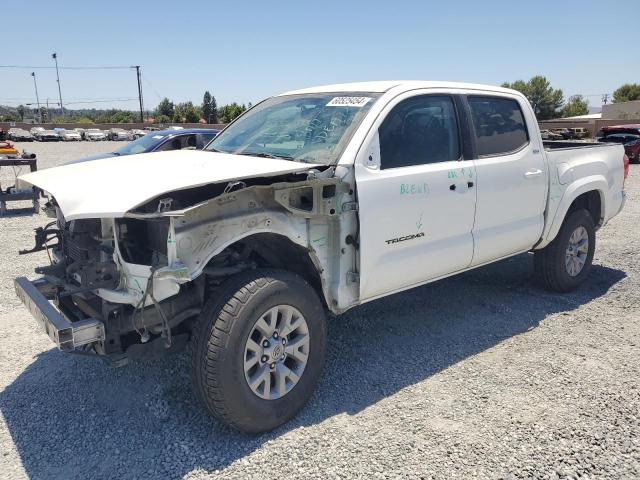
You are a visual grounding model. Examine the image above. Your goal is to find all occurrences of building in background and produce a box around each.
[602,100,640,120]
[539,101,640,138]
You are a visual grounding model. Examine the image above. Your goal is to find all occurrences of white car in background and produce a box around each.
[85,129,107,141]
[29,127,45,140]
[58,129,83,141]
[37,130,61,142]
[107,128,132,141]
[131,129,147,139]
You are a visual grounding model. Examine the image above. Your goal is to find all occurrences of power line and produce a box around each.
[141,73,163,100]
[0,65,135,70]
[1,97,139,106]
[60,98,139,105]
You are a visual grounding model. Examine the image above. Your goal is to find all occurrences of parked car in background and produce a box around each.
[57,129,83,141]
[131,129,147,139]
[107,128,132,141]
[85,128,107,141]
[552,128,575,140]
[7,128,35,142]
[598,125,640,137]
[73,128,86,139]
[540,129,563,140]
[69,128,220,163]
[30,127,45,140]
[568,127,589,139]
[37,130,60,142]
[597,131,640,163]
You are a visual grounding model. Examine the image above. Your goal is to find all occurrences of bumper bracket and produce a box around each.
[14,276,105,351]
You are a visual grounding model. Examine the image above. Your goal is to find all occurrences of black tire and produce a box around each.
[191,269,326,433]
[535,208,596,292]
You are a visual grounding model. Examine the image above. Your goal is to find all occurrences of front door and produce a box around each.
[355,93,477,301]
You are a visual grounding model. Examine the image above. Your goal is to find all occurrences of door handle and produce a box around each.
[450,182,473,192]
[524,169,543,178]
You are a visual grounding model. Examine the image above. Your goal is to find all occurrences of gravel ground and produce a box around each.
[0,142,638,479]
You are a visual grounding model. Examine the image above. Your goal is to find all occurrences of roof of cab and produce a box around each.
[279,80,518,96]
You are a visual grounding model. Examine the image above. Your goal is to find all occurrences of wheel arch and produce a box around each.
[199,232,330,312]
[542,177,606,247]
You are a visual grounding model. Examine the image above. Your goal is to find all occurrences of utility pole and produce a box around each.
[134,65,144,123]
[602,93,610,105]
[51,52,64,119]
[31,72,42,123]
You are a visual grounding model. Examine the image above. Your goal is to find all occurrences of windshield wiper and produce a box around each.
[237,152,295,161]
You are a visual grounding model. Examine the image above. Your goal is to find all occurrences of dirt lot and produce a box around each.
[0,142,638,479]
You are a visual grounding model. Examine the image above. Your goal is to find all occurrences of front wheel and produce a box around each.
[191,269,326,433]
[535,208,596,292]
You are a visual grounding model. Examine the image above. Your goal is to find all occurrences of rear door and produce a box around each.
[465,95,548,265]
[355,92,477,300]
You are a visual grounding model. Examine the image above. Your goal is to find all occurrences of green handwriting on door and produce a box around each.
[447,167,473,180]
[400,183,430,196]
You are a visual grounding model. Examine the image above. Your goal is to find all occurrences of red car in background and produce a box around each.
[597,125,640,163]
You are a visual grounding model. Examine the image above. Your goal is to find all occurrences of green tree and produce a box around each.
[173,102,201,123]
[156,97,174,119]
[111,111,134,123]
[17,105,26,121]
[502,75,564,120]
[39,107,48,122]
[612,84,640,103]
[75,117,94,124]
[202,91,218,123]
[561,95,589,118]
[155,114,171,124]
[217,102,246,123]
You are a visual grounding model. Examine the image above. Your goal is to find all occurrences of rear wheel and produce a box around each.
[535,209,596,292]
[191,269,326,433]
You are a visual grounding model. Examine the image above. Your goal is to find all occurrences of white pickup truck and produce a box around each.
[15,81,628,433]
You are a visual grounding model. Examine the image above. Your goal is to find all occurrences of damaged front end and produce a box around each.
[15,202,203,362]
[15,164,360,363]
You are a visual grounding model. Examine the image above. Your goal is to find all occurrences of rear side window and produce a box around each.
[467,96,529,156]
[379,95,461,169]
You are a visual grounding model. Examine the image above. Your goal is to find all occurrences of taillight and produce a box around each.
[623,154,629,186]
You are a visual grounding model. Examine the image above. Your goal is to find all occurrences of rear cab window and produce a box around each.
[467,96,529,156]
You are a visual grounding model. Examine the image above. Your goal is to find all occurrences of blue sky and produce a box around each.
[2,0,638,111]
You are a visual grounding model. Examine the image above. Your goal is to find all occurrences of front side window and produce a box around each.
[379,95,461,169]
[206,92,380,165]
[467,96,529,156]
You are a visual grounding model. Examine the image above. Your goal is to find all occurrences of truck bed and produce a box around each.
[543,140,603,150]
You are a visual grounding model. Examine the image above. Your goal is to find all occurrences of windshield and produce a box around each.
[206,92,380,164]
[115,133,168,155]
